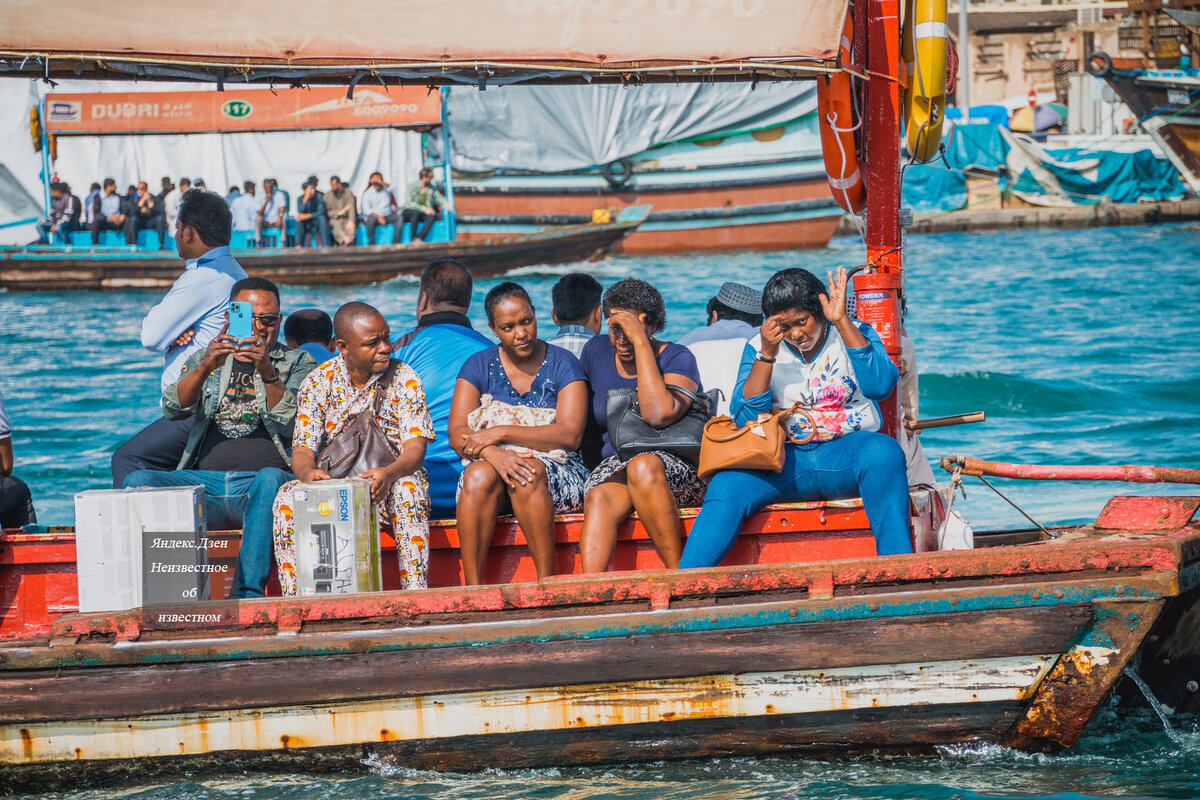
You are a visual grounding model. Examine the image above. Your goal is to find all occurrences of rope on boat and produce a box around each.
[943,455,1057,538]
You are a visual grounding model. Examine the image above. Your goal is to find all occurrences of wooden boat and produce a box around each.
[0,216,644,291]
[3,490,1200,790]
[1088,54,1200,196]
[455,121,843,254]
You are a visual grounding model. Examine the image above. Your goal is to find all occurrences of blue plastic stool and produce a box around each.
[425,219,450,243]
[374,224,396,246]
[286,218,297,247]
[229,230,253,250]
[163,236,177,252]
[354,226,368,246]
[259,228,285,249]
[136,230,161,251]
[98,231,125,247]
[69,231,92,248]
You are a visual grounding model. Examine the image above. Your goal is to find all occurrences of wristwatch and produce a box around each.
[262,370,282,384]
[756,354,776,364]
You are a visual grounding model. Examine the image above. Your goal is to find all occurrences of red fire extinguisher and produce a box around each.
[852,271,902,363]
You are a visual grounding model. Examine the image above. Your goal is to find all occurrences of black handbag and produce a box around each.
[605,384,721,465]
[316,361,401,479]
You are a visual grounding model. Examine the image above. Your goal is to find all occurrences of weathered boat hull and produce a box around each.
[0,220,640,291]
[1,495,1198,790]
[1098,67,1200,196]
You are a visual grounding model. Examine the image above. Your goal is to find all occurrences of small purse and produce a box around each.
[317,361,401,479]
[697,404,818,481]
[605,384,722,465]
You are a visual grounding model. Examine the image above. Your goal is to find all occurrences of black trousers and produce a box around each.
[400,208,442,241]
[111,415,193,489]
[363,212,400,245]
[88,216,123,245]
[125,212,167,247]
[0,474,36,528]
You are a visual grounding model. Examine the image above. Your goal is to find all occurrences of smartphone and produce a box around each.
[228,301,253,341]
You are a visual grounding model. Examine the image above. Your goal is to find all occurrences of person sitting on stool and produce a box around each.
[400,167,451,243]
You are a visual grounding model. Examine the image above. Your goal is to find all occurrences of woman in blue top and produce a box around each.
[449,282,589,585]
[579,278,705,573]
[679,267,912,568]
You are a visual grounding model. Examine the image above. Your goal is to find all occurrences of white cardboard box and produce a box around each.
[292,478,380,595]
[74,486,208,612]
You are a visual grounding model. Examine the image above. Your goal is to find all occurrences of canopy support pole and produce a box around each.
[861,0,904,439]
[37,96,51,217]
[440,87,457,241]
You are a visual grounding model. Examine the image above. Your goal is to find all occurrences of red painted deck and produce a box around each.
[0,495,941,641]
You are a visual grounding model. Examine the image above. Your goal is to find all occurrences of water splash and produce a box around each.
[1123,665,1185,745]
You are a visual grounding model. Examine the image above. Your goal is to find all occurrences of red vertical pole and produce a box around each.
[858,0,904,439]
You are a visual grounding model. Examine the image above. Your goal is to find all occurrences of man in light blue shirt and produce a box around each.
[230,181,257,233]
[111,190,248,488]
[283,308,337,364]
[546,272,602,357]
[253,179,286,244]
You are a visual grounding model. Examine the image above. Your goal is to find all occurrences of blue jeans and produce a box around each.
[679,430,912,568]
[123,468,292,598]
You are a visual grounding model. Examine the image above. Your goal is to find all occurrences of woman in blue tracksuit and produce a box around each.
[679,266,912,567]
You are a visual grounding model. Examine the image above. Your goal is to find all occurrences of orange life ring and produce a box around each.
[817,12,866,214]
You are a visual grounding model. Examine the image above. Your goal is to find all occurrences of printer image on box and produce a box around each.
[292,478,381,595]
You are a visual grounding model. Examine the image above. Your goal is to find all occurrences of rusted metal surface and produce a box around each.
[1004,600,1163,751]
[0,220,639,291]
[1093,496,1200,532]
[942,457,1200,485]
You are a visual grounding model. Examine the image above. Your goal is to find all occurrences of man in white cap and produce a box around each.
[678,281,764,416]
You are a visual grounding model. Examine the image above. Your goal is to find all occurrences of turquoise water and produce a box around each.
[3,224,1200,798]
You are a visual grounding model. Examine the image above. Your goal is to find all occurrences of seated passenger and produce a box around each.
[35,181,81,245]
[254,179,286,244]
[230,181,257,233]
[360,172,400,244]
[679,267,912,568]
[295,176,330,247]
[400,167,450,243]
[324,175,357,246]
[677,281,763,417]
[546,272,602,358]
[578,278,706,572]
[449,282,589,585]
[126,180,167,247]
[89,178,127,245]
[390,259,491,519]
[124,277,317,598]
[284,308,337,364]
[0,387,36,527]
[272,302,434,592]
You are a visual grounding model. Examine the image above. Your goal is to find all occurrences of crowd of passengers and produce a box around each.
[8,188,935,596]
[33,167,448,249]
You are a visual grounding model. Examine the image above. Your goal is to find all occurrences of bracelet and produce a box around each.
[262,369,282,384]
[756,354,776,364]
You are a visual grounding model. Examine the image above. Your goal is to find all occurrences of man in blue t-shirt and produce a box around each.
[391,258,491,519]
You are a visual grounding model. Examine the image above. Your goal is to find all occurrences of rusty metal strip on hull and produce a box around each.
[2,653,1064,766]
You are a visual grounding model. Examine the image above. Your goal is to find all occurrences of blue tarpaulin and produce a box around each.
[901,123,1185,213]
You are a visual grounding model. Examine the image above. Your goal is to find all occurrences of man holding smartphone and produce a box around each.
[124,277,317,598]
[111,190,248,488]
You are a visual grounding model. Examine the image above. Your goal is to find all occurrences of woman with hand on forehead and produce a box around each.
[680,267,912,568]
[578,278,705,573]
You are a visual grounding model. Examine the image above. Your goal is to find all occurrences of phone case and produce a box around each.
[228,302,253,340]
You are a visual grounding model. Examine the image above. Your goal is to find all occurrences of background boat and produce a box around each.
[0,213,645,291]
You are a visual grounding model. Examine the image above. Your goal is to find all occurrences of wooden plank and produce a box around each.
[0,605,1091,722]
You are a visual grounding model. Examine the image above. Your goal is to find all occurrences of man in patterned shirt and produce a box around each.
[123,277,317,598]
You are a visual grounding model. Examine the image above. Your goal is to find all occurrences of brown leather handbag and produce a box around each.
[317,361,401,479]
[697,404,818,481]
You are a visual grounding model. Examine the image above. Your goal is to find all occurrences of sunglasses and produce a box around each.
[253,313,282,327]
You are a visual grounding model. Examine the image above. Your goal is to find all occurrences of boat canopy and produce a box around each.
[42,86,442,136]
[0,0,848,85]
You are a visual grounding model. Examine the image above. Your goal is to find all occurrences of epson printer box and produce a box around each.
[74,486,209,612]
[292,478,380,595]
